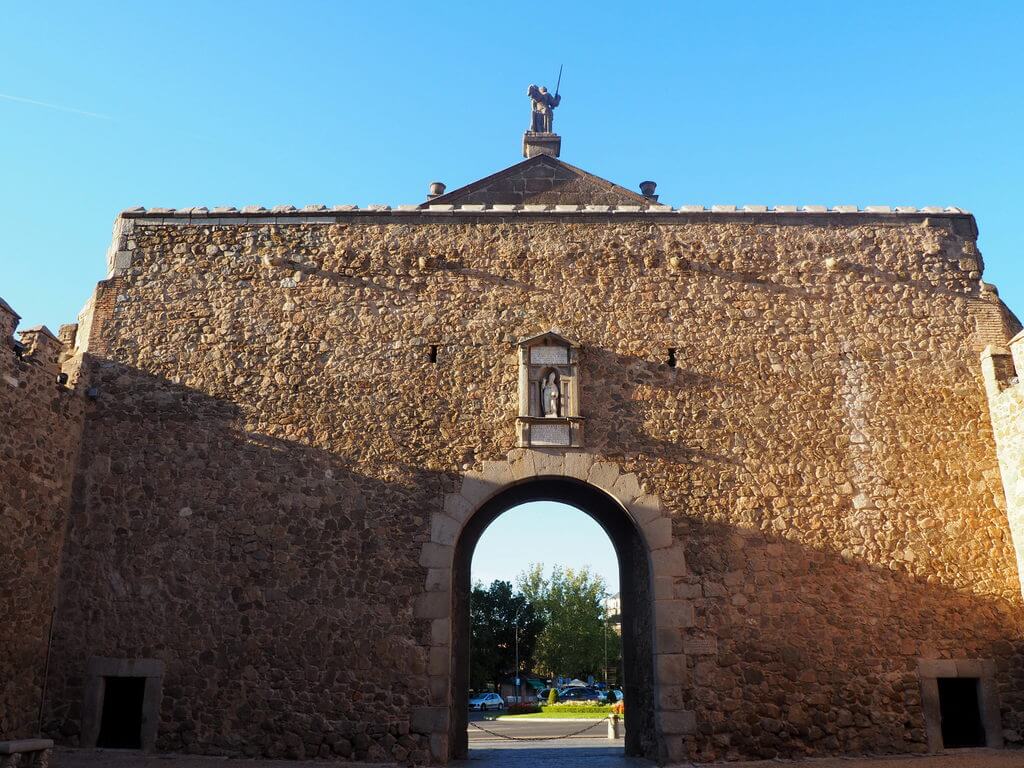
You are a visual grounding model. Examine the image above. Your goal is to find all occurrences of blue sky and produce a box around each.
[2,5,1022,568]
[2,2,1023,330]
[472,502,619,594]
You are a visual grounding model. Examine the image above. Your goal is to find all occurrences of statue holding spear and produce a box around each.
[528,66,562,133]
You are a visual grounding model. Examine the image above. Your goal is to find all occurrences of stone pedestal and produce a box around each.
[523,132,561,158]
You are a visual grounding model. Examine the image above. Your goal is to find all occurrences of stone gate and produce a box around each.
[3,125,1024,763]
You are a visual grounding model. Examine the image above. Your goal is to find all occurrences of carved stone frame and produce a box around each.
[81,657,164,751]
[516,332,584,448]
[917,658,1002,752]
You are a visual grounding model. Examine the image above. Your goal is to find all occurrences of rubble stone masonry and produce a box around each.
[0,302,84,739]
[6,200,1024,763]
[982,333,1024,601]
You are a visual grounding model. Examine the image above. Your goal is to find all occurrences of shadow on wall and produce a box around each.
[39,354,1024,763]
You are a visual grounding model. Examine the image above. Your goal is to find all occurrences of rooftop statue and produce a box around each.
[528,84,561,134]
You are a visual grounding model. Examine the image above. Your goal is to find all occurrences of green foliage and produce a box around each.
[506,703,541,715]
[547,687,558,705]
[518,564,610,680]
[469,580,545,690]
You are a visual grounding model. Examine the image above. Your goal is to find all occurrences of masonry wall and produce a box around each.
[0,308,83,740]
[42,210,1024,762]
[982,335,1024,601]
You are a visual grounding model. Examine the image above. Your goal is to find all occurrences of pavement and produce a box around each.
[50,740,1024,768]
[49,709,1024,767]
[467,710,616,744]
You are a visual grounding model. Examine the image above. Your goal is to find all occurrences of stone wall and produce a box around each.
[982,332,1024,600]
[0,299,84,740]
[41,208,1024,762]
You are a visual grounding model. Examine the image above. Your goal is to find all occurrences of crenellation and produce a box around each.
[18,325,61,370]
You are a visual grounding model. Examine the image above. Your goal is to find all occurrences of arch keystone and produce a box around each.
[529,450,565,476]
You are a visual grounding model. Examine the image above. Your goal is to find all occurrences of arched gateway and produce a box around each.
[9,113,1024,766]
[415,452,683,762]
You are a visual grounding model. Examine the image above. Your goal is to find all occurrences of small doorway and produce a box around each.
[96,676,146,749]
[937,677,986,748]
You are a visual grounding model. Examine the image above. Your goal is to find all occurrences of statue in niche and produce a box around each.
[528,84,561,133]
[541,371,561,417]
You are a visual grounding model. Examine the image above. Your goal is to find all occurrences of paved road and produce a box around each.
[467,711,618,744]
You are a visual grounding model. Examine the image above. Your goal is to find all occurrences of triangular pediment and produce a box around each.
[518,331,578,348]
[423,155,649,207]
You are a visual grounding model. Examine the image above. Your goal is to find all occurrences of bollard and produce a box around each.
[607,714,620,739]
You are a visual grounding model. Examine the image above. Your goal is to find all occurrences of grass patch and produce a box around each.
[496,710,609,719]
[497,703,614,720]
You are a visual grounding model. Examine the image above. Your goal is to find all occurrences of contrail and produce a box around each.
[0,92,111,120]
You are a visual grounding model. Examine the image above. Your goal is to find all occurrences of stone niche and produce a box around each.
[516,331,583,448]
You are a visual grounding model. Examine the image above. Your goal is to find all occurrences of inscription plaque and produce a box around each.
[530,423,571,447]
[530,346,568,365]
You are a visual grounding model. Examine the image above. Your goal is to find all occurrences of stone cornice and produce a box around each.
[118,204,976,231]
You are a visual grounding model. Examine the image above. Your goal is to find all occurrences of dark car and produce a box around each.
[557,687,603,702]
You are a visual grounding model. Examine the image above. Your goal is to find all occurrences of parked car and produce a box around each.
[468,692,505,711]
[538,687,554,702]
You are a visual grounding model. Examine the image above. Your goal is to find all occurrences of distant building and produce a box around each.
[604,592,621,621]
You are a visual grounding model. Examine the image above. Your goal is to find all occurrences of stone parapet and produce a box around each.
[117,203,974,221]
[18,326,61,371]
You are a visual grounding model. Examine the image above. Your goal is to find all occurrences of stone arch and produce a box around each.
[413,449,693,764]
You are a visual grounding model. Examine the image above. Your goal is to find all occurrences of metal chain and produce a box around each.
[468,717,609,741]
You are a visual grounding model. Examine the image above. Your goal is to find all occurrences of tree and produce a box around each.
[469,580,544,690]
[518,564,609,681]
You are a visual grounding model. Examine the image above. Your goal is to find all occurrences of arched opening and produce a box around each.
[449,476,656,760]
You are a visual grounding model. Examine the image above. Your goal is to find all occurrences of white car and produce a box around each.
[468,692,504,711]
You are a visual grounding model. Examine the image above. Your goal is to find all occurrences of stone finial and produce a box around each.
[427,182,446,200]
[640,181,658,202]
[19,325,61,368]
[0,295,20,342]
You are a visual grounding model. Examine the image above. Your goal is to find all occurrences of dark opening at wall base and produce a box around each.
[938,676,986,748]
[96,676,146,749]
